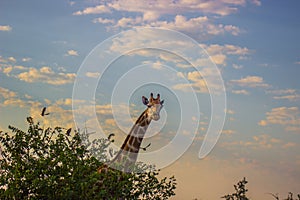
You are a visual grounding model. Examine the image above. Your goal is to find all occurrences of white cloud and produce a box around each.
[201,44,251,56]
[0,88,37,108]
[199,44,251,66]
[150,61,164,70]
[231,89,250,95]
[22,57,32,62]
[2,66,13,74]
[109,28,193,56]
[273,94,300,101]
[222,134,282,150]
[85,72,101,78]
[0,56,17,63]
[222,129,236,135]
[3,98,35,108]
[73,0,261,38]
[230,76,269,88]
[0,87,17,99]
[1,65,26,76]
[8,57,16,62]
[252,134,281,149]
[14,66,76,85]
[226,109,235,115]
[93,17,115,24]
[232,64,243,69]
[114,17,143,28]
[143,11,159,21]
[0,25,12,31]
[157,15,208,31]
[106,0,250,17]
[174,66,226,93]
[73,5,110,15]
[250,0,262,6]
[224,24,241,36]
[173,71,208,93]
[258,120,267,126]
[282,142,296,149]
[210,54,227,65]
[69,1,75,6]
[96,15,242,39]
[267,89,296,95]
[29,104,75,129]
[267,89,300,101]
[258,107,300,133]
[145,15,242,37]
[55,98,88,108]
[105,118,116,126]
[285,126,300,133]
[66,50,78,56]
[261,107,300,125]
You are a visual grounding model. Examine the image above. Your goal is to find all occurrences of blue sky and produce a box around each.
[1,0,300,199]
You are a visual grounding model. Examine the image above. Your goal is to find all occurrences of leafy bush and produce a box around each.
[268,192,300,200]
[222,178,299,200]
[0,117,176,199]
[222,177,249,200]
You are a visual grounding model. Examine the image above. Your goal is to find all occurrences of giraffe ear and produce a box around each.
[160,100,164,105]
[142,96,149,105]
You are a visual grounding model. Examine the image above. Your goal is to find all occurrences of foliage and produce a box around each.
[222,177,249,200]
[268,192,300,200]
[222,178,300,200]
[0,117,176,199]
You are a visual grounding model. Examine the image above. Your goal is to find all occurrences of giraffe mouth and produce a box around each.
[152,114,160,121]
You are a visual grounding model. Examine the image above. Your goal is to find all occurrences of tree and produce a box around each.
[0,117,176,199]
[268,192,300,200]
[221,177,249,200]
[222,178,300,200]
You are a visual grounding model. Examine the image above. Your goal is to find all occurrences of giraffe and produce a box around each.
[98,93,164,173]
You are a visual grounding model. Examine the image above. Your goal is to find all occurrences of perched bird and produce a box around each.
[108,133,115,142]
[26,117,34,124]
[266,193,279,200]
[109,148,114,158]
[66,128,72,136]
[41,107,50,116]
[140,143,151,151]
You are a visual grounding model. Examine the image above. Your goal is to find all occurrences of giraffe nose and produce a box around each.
[152,113,160,121]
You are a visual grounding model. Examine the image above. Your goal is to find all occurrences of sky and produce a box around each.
[1,0,300,199]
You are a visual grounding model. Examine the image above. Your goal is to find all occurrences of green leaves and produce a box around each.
[221,177,249,200]
[0,117,177,199]
[222,178,300,200]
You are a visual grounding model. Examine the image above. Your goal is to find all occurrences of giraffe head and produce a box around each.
[142,93,164,121]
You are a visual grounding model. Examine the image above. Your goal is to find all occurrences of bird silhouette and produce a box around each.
[66,128,72,136]
[26,117,34,124]
[266,193,279,200]
[109,148,114,157]
[140,143,151,151]
[108,133,115,142]
[41,107,50,116]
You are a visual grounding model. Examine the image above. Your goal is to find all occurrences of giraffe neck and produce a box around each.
[110,109,151,172]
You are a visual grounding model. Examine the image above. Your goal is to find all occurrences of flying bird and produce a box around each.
[26,117,34,124]
[108,133,115,142]
[140,143,151,151]
[66,128,72,136]
[41,107,50,116]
